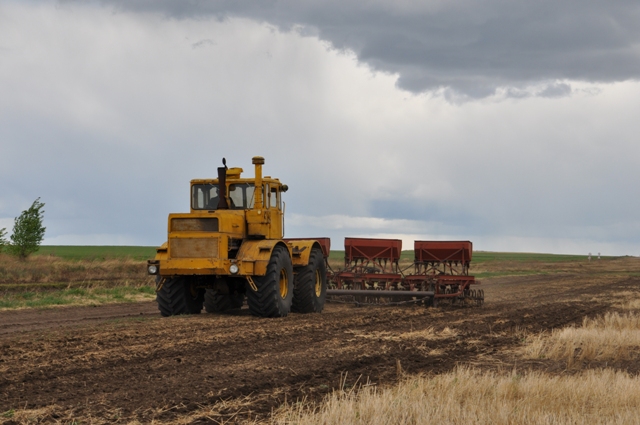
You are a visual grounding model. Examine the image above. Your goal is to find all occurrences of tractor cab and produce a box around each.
[188,157,288,240]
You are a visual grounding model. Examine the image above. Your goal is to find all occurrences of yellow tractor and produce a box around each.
[147,156,327,318]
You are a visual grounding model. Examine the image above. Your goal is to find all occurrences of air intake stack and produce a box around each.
[252,156,264,210]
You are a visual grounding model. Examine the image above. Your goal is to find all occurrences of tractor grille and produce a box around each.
[171,218,219,232]
[170,238,219,258]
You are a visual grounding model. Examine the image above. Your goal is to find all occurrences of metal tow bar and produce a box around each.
[155,277,167,293]
[246,276,258,292]
[326,289,435,298]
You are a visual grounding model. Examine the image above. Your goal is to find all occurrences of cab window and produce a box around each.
[229,183,255,209]
[192,184,219,210]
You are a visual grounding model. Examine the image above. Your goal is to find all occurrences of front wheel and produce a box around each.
[246,245,293,318]
[156,276,204,317]
[291,246,327,313]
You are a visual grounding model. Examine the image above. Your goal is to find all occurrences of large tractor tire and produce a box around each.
[204,289,244,313]
[291,246,327,313]
[156,276,204,317]
[246,245,293,318]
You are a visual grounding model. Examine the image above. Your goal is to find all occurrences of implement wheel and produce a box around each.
[204,289,244,313]
[156,276,204,317]
[246,245,293,318]
[292,246,327,313]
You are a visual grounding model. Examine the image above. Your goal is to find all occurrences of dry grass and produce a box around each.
[273,296,640,425]
[344,327,458,341]
[0,254,151,285]
[272,367,640,425]
[621,299,640,310]
[17,366,640,424]
[0,254,155,310]
[471,256,640,279]
[524,311,640,366]
[613,292,640,310]
[0,286,156,310]
[1,406,59,424]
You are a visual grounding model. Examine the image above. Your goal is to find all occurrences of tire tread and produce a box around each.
[246,245,293,317]
[291,247,326,313]
[156,277,203,316]
[204,289,244,313]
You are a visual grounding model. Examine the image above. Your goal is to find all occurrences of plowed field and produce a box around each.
[1,259,639,424]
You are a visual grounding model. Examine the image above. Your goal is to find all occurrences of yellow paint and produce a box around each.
[152,156,313,278]
[226,167,243,178]
[155,242,168,261]
[286,240,320,267]
[278,268,289,298]
[236,239,288,275]
[314,269,322,296]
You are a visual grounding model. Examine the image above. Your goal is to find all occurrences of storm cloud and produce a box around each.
[96,0,640,97]
[1,1,639,256]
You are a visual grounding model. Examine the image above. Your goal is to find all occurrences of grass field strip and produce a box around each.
[0,255,152,285]
[0,286,156,310]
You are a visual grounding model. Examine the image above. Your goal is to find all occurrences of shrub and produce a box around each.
[7,198,46,260]
[0,227,7,253]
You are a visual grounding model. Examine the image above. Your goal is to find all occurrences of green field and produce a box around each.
[0,286,156,309]
[36,246,157,261]
[35,246,604,263]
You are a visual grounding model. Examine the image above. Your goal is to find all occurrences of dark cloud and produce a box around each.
[191,39,216,49]
[91,0,640,97]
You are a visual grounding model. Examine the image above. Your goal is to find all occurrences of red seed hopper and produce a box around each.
[327,238,482,306]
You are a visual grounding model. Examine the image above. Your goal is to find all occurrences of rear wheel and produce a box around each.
[292,247,327,313]
[156,276,204,317]
[204,289,244,313]
[246,245,293,317]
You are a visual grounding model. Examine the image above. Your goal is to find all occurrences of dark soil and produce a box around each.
[1,269,639,423]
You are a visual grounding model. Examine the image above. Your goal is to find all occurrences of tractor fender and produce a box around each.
[286,239,322,268]
[155,242,169,261]
[236,240,290,276]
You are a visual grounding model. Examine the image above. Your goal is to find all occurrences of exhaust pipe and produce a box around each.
[217,165,229,209]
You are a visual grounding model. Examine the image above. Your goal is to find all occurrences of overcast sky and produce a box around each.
[1,0,639,255]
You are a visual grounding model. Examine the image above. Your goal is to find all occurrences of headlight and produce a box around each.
[229,264,239,274]
[148,264,158,275]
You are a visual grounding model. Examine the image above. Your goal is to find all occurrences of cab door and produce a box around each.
[265,184,284,238]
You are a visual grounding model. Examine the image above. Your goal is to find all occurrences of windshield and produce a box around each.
[192,184,219,210]
[192,183,255,210]
[229,183,255,209]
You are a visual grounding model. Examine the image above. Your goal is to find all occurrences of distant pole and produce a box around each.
[588,252,591,261]
[598,252,601,260]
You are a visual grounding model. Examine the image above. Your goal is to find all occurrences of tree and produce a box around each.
[0,227,7,253]
[8,198,46,260]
